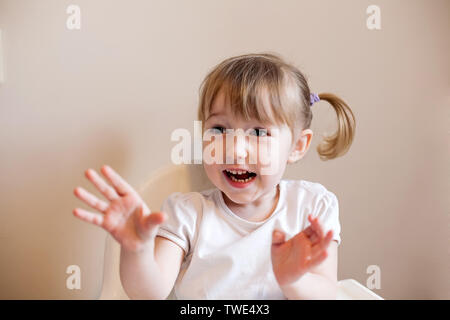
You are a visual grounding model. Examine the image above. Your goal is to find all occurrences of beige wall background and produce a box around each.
[0,0,448,299]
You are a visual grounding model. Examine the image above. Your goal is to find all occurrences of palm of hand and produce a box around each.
[271,214,333,287]
[102,193,146,249]
[73,165,164,253]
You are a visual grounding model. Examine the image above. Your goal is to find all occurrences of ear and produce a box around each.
[287,129,313,164]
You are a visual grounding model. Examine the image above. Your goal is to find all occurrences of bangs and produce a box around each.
[198,54,302,129]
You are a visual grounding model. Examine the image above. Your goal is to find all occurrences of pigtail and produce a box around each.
[315,93,356,161]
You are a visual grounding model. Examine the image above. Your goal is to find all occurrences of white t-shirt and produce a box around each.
[157,179,342,300]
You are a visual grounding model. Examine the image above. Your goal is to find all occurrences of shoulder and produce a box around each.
[158,190,218,256]
[161,187,218,211]
[282,179,338,203]
[282,179,342,244]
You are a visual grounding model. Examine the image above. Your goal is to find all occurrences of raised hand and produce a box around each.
[271,214,333,287]
[72,165,166,252]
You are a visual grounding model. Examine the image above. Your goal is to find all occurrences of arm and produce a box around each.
[72,165,185,300]
[120,236,185,300]
[279,240,338,300]
[271,214,338,300]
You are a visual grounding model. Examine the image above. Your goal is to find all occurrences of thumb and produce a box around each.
[143,212,165,229]
[136,205,167,241]
[272,229,285,245]
[139,204,165,230]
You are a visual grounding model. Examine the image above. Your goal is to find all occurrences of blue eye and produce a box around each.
[248,128,268,137]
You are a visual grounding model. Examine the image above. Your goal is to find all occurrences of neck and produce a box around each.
[222,184,280,223]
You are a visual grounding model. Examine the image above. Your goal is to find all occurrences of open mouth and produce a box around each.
[223,169,257,183]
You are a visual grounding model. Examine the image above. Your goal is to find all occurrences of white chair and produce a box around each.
[98,164,383,300]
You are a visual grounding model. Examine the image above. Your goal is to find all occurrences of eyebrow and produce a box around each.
[205,112,223,121]
[206,112,275,127]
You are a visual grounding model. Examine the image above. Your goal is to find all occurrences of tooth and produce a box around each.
[228,172,256,183]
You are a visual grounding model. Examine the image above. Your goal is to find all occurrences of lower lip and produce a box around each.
[223,171,256,189]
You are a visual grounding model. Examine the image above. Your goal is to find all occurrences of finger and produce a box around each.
[145,212,166,228]
[272,229,285,245]
[73,208,104,227]
[307,214,316,225]
[311,230,333,257]
[74,187,109,213]
[310,216,324,239]
[303,225,313,237]
[309,233,319,244]
[138,209,166,241]
[100,165,135,197]
[308,251,328,269]
[85,168,119,201]
[303,226,320,244]
[141,207,166,230]
[307,215,321,237]
[320,230,333,250]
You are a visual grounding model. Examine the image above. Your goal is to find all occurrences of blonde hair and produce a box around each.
[197,52,356,160]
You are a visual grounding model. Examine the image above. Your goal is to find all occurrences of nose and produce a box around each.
[225,129,249,164]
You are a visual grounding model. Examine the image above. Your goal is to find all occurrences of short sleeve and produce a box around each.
[156,192,198,255]
[313,191,342,246]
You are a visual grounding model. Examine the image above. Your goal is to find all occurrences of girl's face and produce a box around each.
[202,89,312,206]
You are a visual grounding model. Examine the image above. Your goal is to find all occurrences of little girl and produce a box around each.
[73,52,356,300]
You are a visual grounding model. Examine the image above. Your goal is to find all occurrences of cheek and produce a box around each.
[202,137,226,162]
[257,138,290,164]
[256,140,291,177]
[203,164,222,187]
[275,138,293,159]
[203,163,217,175]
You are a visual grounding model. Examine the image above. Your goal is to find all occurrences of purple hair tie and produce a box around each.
[310,93,320,106]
